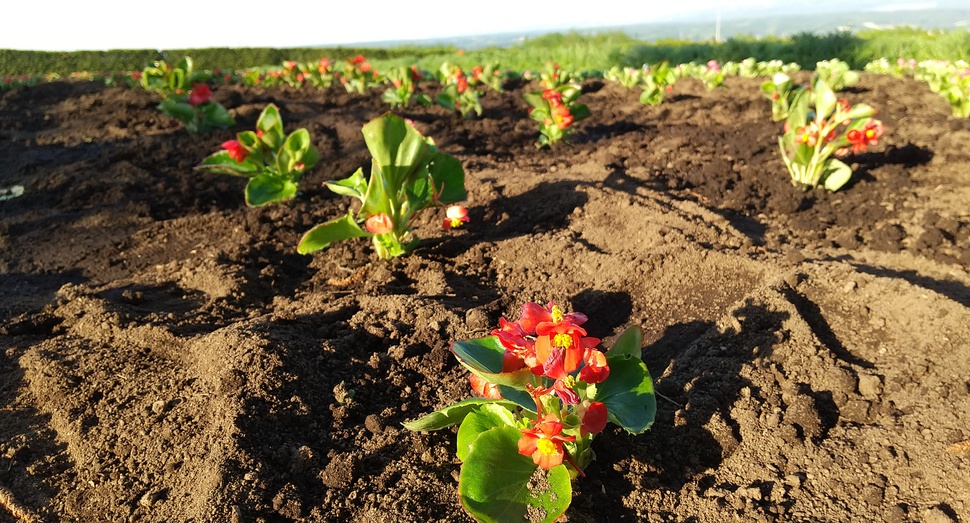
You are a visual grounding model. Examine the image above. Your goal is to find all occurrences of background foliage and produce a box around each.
[2,28,968,77]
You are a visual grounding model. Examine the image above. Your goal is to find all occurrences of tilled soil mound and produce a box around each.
[1,73,969,522]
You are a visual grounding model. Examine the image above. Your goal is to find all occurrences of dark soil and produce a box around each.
[1,73,969,523]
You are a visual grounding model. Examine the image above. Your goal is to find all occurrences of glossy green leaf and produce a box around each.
[459,425,571,523]
[593,356,656,434]
[456,405,517,461]
[200,102,235,128]
[245,175,297,207]
[362,113,428,191]
[822,158,852,192]
[325,167,367,201]
[402,398,518,431]
[256,104,284,150]
[297,213,369,254]
[195,151,261,177]
[452,336,507,375]
[427,152,466,204]
[607,326,643,361]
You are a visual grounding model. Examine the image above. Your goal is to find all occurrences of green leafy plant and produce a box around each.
[468,62,506,92]
[140,57,234,133]
[604,65,645,89]
[338,54,381,94]
[435,64,483,118]
[297,113,467,260]
[761,72,797,122]
[382,65,431,109]
[639,61,677,106]
[778,78,885,191]
[525,85,590,148]
[404,301,656,523]
[814,58,859,92]
[195,104,317,206]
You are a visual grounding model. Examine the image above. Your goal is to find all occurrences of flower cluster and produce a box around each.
[486,302,611,469]
[404,302,655,522]
[777,77,885,191]
[339,54,381,94]
[525,85,590,147]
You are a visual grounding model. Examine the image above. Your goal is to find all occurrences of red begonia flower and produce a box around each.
[222,139,248,163]
[187,83,212,107]
[442,205,469,230]
[518,414,576,470]
[469,374,502,399]
[580,401,608,437]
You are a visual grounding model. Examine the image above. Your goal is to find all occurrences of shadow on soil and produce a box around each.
[570,299,791,519]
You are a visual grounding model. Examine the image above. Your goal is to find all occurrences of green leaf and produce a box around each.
[814,78,837,119]
[297,213,370,254]
[195,150,261,177]
[822,158,852,192]
[402,398,519,431]
[452,336,508,375]
[245,175,297,207]
[427,152,466,203]
[843,103,875,121]
[456,405,517,461]
[257,104,284,150]
[361,113,428,191]
[277,128,314,174]
[325,167,367,201]
[570,103,592,122]
[158,98,196,122]
[452,336,536,388]
[607,326,643,361]
[459,426,571,523]
[593,356,656,434]
[201,102,235,129]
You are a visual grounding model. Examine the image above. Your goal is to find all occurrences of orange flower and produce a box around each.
[517,414,575,470]
[364,213,393,235]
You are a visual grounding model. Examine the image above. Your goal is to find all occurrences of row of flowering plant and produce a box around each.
[675,60,725,91]
[340,54,382,94]
[639,61,677,106]
[525,84,591,147]
[814,58,859,92]
[140,57,235,133]
[297,113,467,260]
[604,65,646,88]
[404,302,656,523]
[777,78,885,191]
[195,104,317,206]
[435,64,484,118]
[467,62,506,92]
[382,65,431,109]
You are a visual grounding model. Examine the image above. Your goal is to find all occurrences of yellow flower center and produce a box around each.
[562,375,576,389]
[551,306,564,323]
[450,217,464,228]
[536,438,557,456]
[553,333,573,348]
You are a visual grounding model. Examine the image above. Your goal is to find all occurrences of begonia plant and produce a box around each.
[435,64,484,118]
[777,78,885,191]
[195,104,317,206]
[297,113,467,260]
[382,65,431,109]
[140,57,234,133]
[639,61,677,106]
[525,84,590,148]
[405,301,656,523]
[339,54,382,94]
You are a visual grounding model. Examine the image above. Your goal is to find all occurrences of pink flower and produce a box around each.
[443,205,469,230]
[187,83,211,107]
[365,213,394,235]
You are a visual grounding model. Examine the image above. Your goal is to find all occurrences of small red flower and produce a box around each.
[222,140,248,163]
[846,119,884,154]
[518,414,576,470]
[352,55,366,65]
[443,205,469,230]
[187,83,211,107]
[580,401,608,437]
[579,349,610,384]
[365,213,394,235]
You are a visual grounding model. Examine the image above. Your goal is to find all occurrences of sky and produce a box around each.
[0,0,776,51]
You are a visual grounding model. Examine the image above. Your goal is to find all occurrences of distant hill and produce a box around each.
[346,6,970,50]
